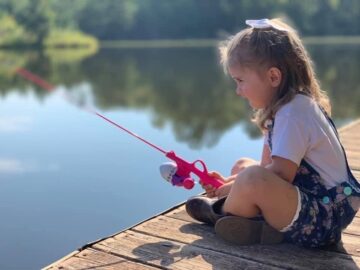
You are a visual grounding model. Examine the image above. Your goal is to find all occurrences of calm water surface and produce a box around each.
[0,44,359,269]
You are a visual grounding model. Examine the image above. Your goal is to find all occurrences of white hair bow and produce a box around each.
[245,19,287,31]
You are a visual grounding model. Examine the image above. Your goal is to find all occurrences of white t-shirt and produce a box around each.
[266,94,348,189]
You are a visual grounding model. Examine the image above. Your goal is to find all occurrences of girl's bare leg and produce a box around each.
[223,165,299,231]
[231,158,259,175]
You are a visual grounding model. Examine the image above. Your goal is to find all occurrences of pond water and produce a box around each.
[0,44,359,269]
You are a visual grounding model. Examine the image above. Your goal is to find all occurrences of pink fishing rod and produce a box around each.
[15,67,224,190]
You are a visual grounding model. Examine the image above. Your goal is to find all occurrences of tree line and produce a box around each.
[0,0,359,47]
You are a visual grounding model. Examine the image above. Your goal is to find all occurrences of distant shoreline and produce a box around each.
[100,36,360,49]
[1,36,359,50]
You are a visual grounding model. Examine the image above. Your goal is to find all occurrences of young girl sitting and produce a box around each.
[186,18,360,248]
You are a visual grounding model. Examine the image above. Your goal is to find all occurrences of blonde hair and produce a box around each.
[219,18,331,131]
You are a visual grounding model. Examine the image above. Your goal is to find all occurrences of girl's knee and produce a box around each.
[231,158,258,175]
[233,165,266,195]
[224,168,263,215]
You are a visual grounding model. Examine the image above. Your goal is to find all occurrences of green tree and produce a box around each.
[13,0,52,47]
[48,0,87,29]
[77,0,138,40]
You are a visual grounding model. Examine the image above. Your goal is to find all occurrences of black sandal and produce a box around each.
[185,196,226,225]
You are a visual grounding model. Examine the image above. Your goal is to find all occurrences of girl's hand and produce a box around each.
[201,171,227,198]
[201,182,217,198]
[215,181,233,198]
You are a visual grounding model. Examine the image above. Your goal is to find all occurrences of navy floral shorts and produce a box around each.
[282,160,359,247]
[267,112,360,248]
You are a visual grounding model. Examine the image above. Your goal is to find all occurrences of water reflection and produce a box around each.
[1,44,359,148]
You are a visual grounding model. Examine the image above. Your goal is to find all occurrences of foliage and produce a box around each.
[72,0,360,39]
[12,0,52,47]
[48,0,86,29]
[44,30,98,49]
[0,15,29,46]
[0,0,92,47]
[77,0,138,39]
[1,0,360,46]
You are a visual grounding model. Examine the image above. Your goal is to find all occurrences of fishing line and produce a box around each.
[15,67,167,154]
[15,67,224,190]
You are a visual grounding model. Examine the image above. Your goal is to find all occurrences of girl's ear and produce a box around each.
[268,67,282,87]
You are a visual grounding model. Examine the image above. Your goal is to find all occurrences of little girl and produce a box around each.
[186,18,360,248]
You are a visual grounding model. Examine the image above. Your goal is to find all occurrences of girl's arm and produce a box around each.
[265,156,298,183]
[206,141,274,197]
[262,139,298,183]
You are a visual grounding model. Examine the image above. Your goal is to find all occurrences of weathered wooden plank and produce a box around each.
[339,233,360,258]
[347,154,360,165]
[349,161,360,171]
[352,170,360,179]
[132,215,360,269]
[77,248,158,269]
[340,135,360,143]
[340,133,360,139]
[45,248,157,270]
[343,142,360,152]
[345,216,360,235]
[343,144,360,152]
[346,152,360,163]
[43,251,80,270]
[94,231,284,270]
[165,205,194,223]
[339,120,360,135]
[45,256,99,270]
[339,120,360,152]
[340,127,360,135]
[345,146,360,155]
[341,140,360,150]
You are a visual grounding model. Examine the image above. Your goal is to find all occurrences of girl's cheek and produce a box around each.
[240,86,247,95]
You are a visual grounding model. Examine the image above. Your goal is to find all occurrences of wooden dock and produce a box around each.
[45,119,360,270]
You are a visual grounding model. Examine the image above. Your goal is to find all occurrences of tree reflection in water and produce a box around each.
[1,44,359,148]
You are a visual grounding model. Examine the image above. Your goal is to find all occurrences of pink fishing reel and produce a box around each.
[159,162,195,189]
